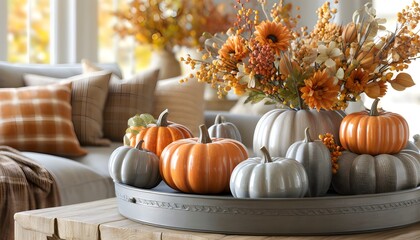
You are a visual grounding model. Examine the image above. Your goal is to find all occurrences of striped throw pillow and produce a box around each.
[0,84,87,157]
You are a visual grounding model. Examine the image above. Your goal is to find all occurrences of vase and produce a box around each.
[150,49,181,80]
[253,108,346,157]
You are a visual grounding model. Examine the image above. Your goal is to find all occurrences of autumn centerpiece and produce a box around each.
[182,0,418,159]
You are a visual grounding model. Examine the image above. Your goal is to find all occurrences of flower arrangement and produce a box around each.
[181,0,419,111]
[114,0,234,51]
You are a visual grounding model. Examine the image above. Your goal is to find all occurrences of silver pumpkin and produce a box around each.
[208,114,242,142]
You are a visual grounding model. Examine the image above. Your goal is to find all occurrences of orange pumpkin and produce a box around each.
[136,109,193,157]
[160,124,249,194]
[339,99,409,155]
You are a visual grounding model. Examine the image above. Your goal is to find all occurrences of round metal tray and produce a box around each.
[115,182,420,235]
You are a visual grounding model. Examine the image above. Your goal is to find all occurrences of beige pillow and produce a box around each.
[103,69,159,141]
[0,84,87,157]
[24,71,112,146]
[153,76,205,136]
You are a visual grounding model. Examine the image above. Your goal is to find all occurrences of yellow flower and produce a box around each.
[300,70,340,111]
[254,21,292,54]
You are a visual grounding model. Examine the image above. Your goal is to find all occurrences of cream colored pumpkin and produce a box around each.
[253,109,345,157]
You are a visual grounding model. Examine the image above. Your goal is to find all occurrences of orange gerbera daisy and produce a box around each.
[345,68,369,94]
[218,36,248,70]
[254,21,292,54]
[300,70,340,111]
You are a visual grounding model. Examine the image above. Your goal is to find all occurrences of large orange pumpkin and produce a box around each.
[339,99,409,155]
[136,109,193,157]
[160,124,249,194]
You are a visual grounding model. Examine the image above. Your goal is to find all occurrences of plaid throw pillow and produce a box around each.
[23,71,112,146]
[0,84,87,157]
[103,69,159,141]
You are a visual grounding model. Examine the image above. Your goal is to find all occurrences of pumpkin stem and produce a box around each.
[304,127,313,143]
[135,140,144,150]
[198,124,212,144]
[214,114,225,124]
[260,146,273,163]
[369,99,380,116]
[156,109,169,127]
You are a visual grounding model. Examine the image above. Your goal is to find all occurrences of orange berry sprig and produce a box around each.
[319,133,343,174]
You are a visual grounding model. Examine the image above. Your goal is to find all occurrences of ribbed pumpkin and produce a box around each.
[339,99,409,155]
[253,109,345,157]
[123,113,156,147]
[230,146,308,198]
[160,124,248,194]
[108,140,162,189]
[208,114,242,142]
[285,128,332,197]
[136,109,193,157]
[332,149,420,195]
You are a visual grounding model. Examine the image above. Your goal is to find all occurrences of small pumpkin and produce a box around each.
[160,124,248,194]
[332,149,420,195]
[285,127,332,197]
[208,114,242,142]
[109,140,162,189]
[230,146,308,198]
[123,113,156,147]
[253,108,345,157]
[339,99,409,155]
[136,109,193,157]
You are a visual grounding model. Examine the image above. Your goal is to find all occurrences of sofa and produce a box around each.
[0,61,261,206]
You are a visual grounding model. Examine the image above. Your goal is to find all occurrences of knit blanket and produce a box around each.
[0,146,60,240]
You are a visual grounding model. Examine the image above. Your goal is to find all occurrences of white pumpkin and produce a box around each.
[285,127,332,197]
[108,140,161,189]
[253,109,345,157]
[230,146,308,198]
[208,114,242,142]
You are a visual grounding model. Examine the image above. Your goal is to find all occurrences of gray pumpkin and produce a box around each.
[286,127,332,197]
[108,140,162,189]
[208,114,242,142]
[332,149,420,195]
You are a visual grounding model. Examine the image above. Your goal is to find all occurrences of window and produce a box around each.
[1,0,149,77]
[372,0,420,137]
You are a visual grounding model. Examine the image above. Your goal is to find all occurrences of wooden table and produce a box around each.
[14,198,420,240]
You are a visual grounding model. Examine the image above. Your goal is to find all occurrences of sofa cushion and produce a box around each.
[0,84,87,157]
[153,76,205,137]
[82,59,205,137]
[71,142,123,178]
[103,69,159,141]
[22,152,115,205]
[0,61,122,88]
[23,71,112,146]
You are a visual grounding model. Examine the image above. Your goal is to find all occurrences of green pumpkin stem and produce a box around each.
[260,146,273,163]
[214,114,226,124]
[135,140,144,150]
[198,124,212,144]
[304,127,313,143]
[156,109,169,127]
[369,99,380,116]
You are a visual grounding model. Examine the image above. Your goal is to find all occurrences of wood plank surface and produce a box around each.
[15,198,420,240]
